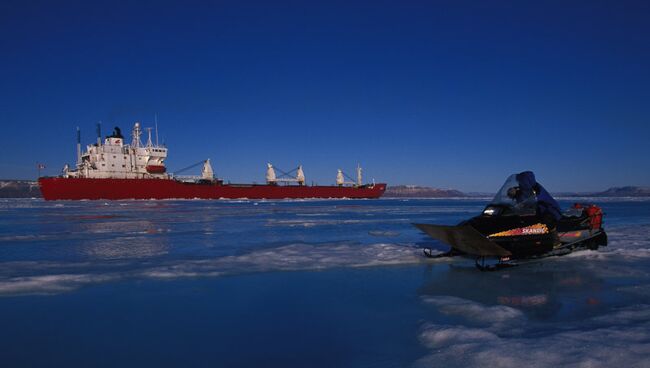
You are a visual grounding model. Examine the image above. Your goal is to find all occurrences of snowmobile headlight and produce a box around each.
[483,207,498,216]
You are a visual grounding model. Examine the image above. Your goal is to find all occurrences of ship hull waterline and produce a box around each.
[38,177,387,200]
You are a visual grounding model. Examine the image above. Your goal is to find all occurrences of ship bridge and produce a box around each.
[65,122,169,179]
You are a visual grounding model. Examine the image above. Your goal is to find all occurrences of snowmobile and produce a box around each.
[414,171,608,271]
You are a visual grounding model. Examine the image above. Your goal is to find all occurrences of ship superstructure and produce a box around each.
[39,122,387,200]
[65,123,168,179]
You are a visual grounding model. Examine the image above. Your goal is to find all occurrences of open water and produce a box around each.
[1,198,650,367]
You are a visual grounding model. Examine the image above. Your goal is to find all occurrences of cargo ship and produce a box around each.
[38,122,387,200]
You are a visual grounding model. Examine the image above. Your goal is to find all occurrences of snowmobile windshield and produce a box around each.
[488,174,537,216]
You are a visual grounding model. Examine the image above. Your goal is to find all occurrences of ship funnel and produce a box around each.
[202,159,214,180]
[96,122,102,145]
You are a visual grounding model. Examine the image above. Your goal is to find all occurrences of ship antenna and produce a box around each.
[96,121,102,145]
[146,127,153,147]
[155,113,159,146]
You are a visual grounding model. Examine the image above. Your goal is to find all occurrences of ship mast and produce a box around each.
[76,127,81,165]
[146,127,153,147]
[132,122,142,148]
[356,164,362,186]
[155,114,159,146]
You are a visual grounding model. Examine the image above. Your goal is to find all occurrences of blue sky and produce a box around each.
[1,0,649,192]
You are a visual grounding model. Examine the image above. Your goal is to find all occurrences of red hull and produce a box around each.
[38,177,387,200]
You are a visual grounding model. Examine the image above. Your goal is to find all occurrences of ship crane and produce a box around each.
[266,164,305,186]
[336,164,364,187]
[202,159,214,181]
[172,159,216,182]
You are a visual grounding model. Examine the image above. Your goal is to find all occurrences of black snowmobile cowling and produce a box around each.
[414,171,607,270]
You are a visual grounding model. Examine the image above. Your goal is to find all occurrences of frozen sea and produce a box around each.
[1,198,650,367]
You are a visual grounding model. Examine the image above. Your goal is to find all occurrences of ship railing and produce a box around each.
[172,175,203,182]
